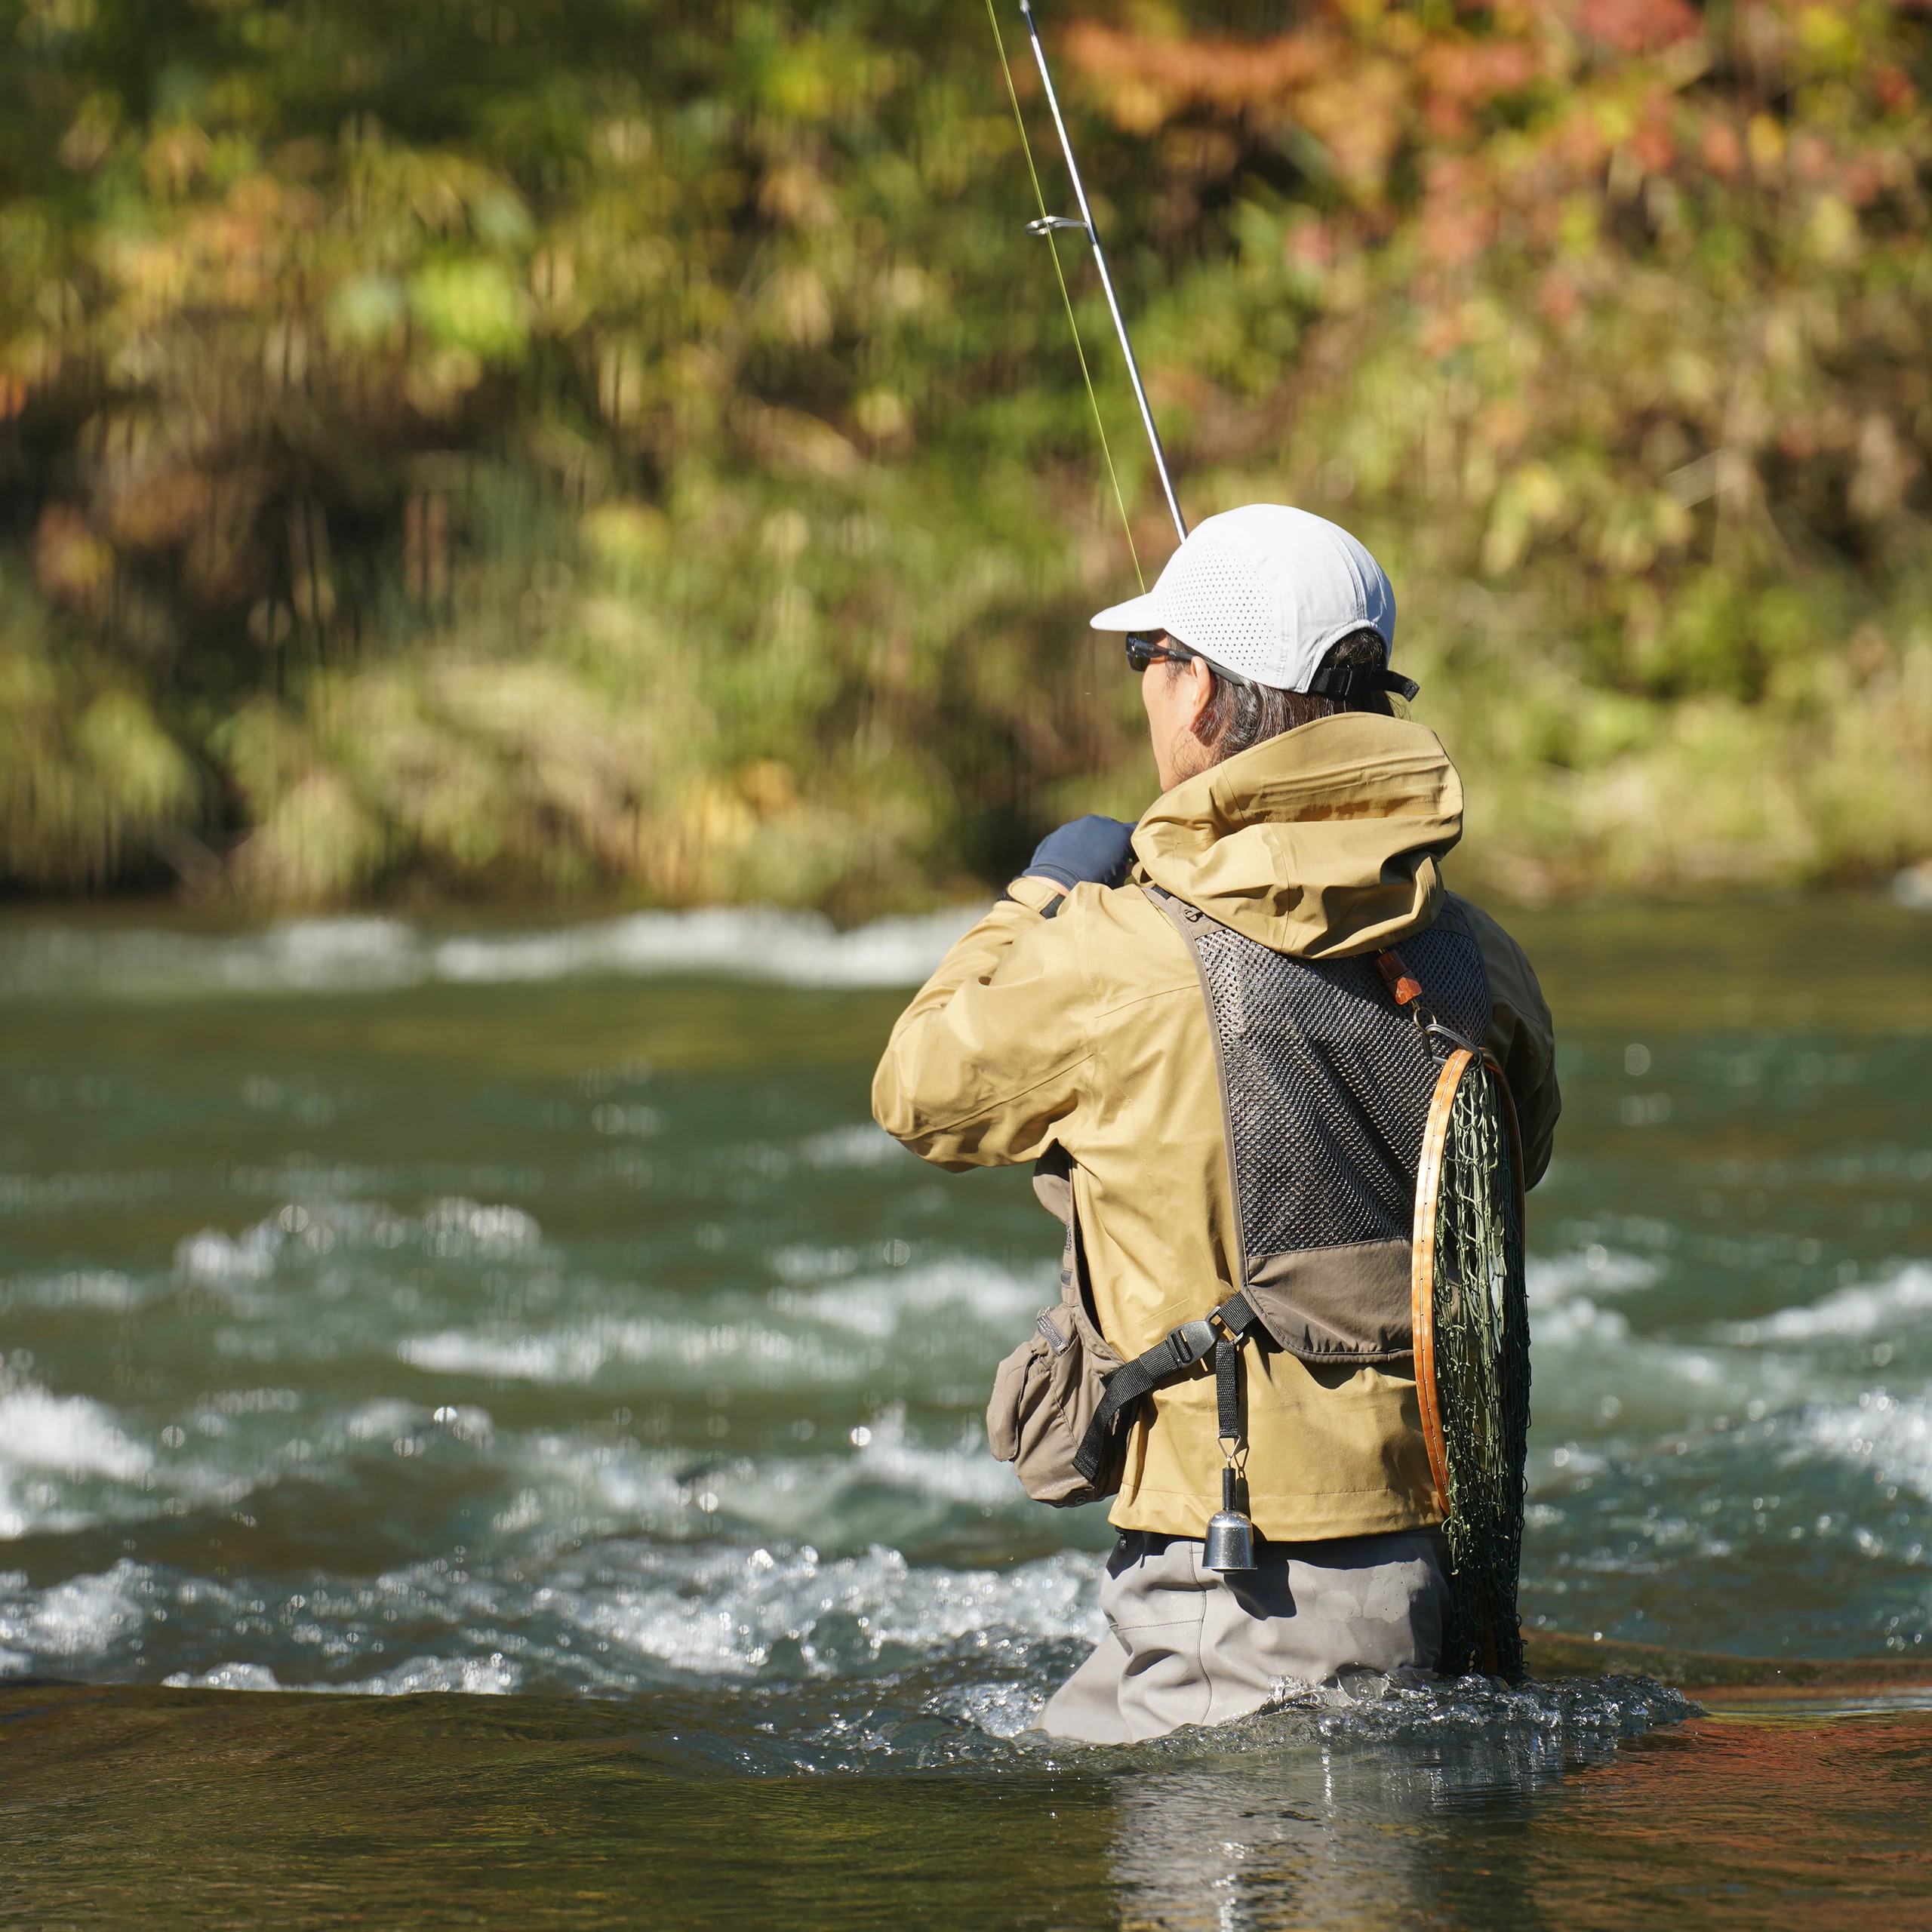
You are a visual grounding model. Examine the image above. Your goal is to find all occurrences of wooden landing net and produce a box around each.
[1413,1048,1532,1681]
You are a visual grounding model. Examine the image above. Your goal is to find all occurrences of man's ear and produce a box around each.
[1183,656,1217,738]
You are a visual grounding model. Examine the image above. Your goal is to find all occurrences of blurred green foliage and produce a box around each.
[2,0,1928,909]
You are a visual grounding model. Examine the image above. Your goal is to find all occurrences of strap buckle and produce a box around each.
[1165,1318,1217,1370]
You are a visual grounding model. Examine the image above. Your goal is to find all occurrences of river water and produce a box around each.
[2,895,1928,1925]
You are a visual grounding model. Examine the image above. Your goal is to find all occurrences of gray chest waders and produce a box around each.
[1072,888,1494,1571]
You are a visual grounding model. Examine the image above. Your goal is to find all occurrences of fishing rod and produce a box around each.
[1017,1,1186,546]
[984,0,1187,574]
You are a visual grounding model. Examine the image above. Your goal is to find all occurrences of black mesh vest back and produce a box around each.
[1152,889,1492,1362]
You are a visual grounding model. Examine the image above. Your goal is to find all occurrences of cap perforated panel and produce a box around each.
[1160,553,1279,675]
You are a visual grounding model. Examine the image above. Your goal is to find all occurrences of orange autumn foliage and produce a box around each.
[0,0,1927,904]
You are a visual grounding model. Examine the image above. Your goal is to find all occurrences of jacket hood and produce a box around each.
[1131,712,1463,958]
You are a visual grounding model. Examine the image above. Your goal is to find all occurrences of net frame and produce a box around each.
[1411,1046,1531,1681]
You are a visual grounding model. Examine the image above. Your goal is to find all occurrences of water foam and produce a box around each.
[398,1330,611,1383]
[850,1405,1021,1507]
[0,1543,1710,1752]
[0,1387,154,1540]
[0,1538,1098,1700]
[1528,1247,1663,1306]
[163,1654,521,1696]
[1522,1249,1770,1421]
[398,1314,862,1387]
[776,1258,1043,1340]
[382,1234,1036,1404]
[164,1661,283,1692]
[0,1559,146,1660]
[491,1411,1033,1550]
[1794,1391,1932,1500]
[1523,1248,1666,1355]
[796,1124,911,1168]
[1722,1263,1932,1345]
[11,1270,149,1312]
[0,903,982,1002]
[548,1541,1100,1681]
[340,1653,521,1695]
[0,1389,152,1482]
[1257,1669,1698,1746]
[177,1196,544,1293]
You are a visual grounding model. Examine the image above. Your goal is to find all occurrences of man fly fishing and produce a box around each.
[872,506,1559,1741]
[867,5,1560,1743]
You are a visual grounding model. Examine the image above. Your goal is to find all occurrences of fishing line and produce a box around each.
[982,0,1144,589]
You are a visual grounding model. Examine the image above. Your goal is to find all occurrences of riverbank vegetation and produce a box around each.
[4,0,1929,909]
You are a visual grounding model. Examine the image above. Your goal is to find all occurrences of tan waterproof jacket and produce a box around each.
[872,714,1558,1543]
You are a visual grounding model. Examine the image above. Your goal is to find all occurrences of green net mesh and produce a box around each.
[1430,1057,1531,1680]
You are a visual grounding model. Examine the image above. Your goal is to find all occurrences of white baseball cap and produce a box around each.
[1090,503,1399,694]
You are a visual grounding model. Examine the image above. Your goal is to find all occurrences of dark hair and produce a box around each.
[1179,627,1395,764]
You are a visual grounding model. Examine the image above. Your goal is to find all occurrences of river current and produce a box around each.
[2,895,1928,1924]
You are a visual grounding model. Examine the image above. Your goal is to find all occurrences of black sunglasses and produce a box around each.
[1124,632,1194,674]
[1128,632,1419,702]
[1124,633,1255,688]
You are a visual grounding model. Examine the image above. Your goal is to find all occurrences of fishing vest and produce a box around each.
[1071,888,1492,1486]
[1158,887,1493,1361]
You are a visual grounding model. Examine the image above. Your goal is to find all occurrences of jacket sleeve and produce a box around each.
[1457,896,1561,1189]
[871,878,1094,1171]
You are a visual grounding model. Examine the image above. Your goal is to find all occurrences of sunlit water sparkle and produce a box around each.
[1,901,1927,1770]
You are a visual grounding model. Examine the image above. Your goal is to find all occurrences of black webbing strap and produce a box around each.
[1217,1325,1241,1445]
[1306,664,1420,703]
[1073,1290,1262,1484]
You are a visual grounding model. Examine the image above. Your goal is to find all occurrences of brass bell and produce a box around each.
[1203,1466,1256,1574]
